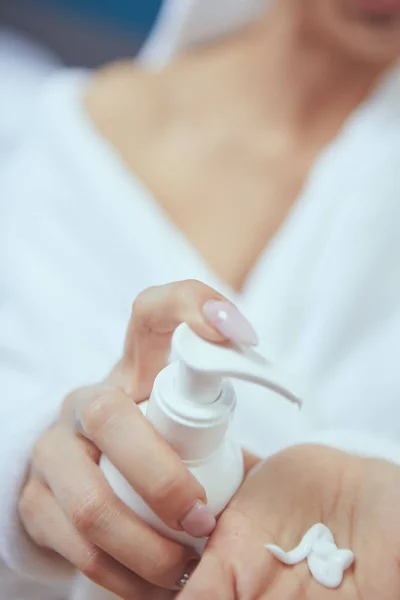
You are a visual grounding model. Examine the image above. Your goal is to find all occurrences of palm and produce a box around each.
[178,446,400,599]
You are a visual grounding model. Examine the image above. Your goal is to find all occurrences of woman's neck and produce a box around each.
[189,2,392,144]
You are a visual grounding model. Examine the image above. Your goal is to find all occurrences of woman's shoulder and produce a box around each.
[84,60,173,153]
[82,49,222,161]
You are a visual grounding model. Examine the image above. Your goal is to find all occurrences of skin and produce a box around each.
[178,445,400,600]
[86,1,400,291]
[19,0,400,598]
[19,281,254,598]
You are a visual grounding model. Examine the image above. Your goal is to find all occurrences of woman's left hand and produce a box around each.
[178,445,400,600]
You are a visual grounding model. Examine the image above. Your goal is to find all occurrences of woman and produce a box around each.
[1,0,400,598]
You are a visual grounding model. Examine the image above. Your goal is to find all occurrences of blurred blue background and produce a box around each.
[0,0,163,66]
[35,0,162,34]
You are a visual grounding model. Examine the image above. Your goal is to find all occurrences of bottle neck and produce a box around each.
[177,362,222,405]
[146,363,236,461]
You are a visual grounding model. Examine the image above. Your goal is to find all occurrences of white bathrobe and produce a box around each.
[1,1,400,598]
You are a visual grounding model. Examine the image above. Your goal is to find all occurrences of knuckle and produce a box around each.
[31,429,56,466]
[80,389,120,438]
[132,287,156,321]
[175,279,202,305]
[62,385,95,412]
[131,286,162,334]
[149,467,191,507]
[71,489,111,536]
[78,547,105,581]
[18,480,40,523]
[18,481,50,547]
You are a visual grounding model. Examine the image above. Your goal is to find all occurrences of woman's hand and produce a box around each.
[18,280,258,599]
[179,445,400,600]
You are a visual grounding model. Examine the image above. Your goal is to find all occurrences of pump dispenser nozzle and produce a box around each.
[173,323,303,406]
[144,323,304,462]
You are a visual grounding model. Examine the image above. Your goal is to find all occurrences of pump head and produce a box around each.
[172,323,304,406]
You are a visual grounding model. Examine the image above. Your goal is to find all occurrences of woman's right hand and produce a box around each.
[18,281,258,599]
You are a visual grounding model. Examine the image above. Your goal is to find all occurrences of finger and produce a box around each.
[34,427,197,589]
[19,477,160,599]
[243,450,261,475]
[110,280,257,400]
[177,552,232,600]
[74,385,215,536]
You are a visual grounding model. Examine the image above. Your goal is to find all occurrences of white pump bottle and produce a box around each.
[72,324,302,600]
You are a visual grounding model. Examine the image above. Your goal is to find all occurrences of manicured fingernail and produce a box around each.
[180,501,216,538]
[203,300,259,346]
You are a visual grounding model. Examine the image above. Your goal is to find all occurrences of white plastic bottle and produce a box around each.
[72,324,302,599]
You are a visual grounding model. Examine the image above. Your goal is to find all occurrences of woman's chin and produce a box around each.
[315,0,400,63]
[345,0,400,26]
[352,0,400,17]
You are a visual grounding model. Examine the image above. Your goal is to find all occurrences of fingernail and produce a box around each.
[180,501,216,538]
[203,300,259,346]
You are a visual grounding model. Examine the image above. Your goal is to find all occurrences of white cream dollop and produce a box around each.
[265,524,354,589]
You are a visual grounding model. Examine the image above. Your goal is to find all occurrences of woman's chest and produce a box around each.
[86,67,319,291]
[128,123,314,291]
